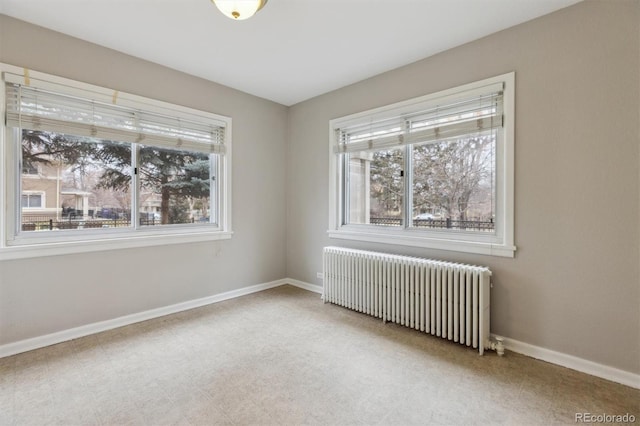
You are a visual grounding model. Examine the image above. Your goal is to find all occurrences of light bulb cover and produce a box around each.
[212,0,268,20]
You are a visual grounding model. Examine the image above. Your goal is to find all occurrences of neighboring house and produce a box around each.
[20,162,63,222]
[21,161,95,226]
[20,163,95,231]
[60,189,92,218]
[21,159,196,227]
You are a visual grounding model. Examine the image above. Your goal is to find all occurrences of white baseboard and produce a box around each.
[1,276,637,390]
[285,278,323,294]
[0,278,288,359]
[493,334,640,389]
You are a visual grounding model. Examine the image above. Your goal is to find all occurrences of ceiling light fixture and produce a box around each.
[211,0,268,21]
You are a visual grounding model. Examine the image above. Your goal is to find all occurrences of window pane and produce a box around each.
[29,194,42,208]
[20,130,132,232]
[412,134,495,232]
[348,148,404,227]
[138,146,211,227]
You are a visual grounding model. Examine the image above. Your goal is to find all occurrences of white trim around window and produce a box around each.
[0,63,233,261]
[328,73,516,258]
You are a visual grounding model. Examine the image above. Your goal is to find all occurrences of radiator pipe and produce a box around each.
[486,336,505,356]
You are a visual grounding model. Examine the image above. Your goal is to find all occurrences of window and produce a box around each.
[329,73,515,257]
[22,163,38,175]
[0,64,232,259]
[21,192,43,208]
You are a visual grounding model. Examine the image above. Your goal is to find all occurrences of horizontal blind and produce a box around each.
[5,74,226,155]
[335,83,503,154]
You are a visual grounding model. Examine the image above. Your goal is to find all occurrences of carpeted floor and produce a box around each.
[1,285,638,425]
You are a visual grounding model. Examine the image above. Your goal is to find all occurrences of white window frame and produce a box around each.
[0,64,233,260]
[328,73,515,258]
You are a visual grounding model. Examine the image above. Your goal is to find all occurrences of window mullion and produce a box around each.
[12,128,21,238]
[132,144,139,230]
[210,154,216,225]
[403,121,412,229]
[342,153,350,226]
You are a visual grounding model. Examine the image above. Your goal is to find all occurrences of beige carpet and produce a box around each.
[1,285,638,425]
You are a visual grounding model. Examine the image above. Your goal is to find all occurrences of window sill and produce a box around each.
[0,230,233,261]
[327,228,515,258]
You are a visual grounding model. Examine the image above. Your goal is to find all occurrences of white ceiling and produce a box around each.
[0,0,581,106]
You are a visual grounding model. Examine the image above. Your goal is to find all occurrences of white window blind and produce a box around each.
[4,72,226,154]
[334,82,503,154]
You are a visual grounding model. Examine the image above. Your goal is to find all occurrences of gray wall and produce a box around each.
[287,0,640,374]
[0,15,288,344]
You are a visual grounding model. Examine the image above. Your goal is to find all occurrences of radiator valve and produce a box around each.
[487,336,505,356]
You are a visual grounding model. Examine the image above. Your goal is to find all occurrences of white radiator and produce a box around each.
[323,246,493,355]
